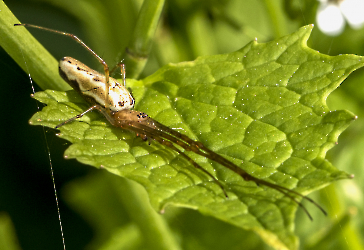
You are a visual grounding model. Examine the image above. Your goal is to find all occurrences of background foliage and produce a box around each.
[0,0,364,250]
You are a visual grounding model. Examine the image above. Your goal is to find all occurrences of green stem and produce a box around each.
[117,177,181,250]
[264,0,287,38]
[0,1,70,91]
[123,0,165,78]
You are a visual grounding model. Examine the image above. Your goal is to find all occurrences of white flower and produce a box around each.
[316,0,364,36]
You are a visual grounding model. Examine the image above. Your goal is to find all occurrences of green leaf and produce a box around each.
[29,25,361,250]
[0,213,21,250]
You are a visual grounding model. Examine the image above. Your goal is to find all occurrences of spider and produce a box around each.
[15,23,326,220]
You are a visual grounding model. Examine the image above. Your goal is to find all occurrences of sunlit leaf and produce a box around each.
[30,25,362,250]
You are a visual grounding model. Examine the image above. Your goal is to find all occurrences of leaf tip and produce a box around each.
[299,24,314,44]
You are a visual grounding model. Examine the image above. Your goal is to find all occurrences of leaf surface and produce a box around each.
[30,25,361,250]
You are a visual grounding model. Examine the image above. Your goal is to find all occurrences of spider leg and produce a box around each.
[248,176,327,217]
[121,121,228,197]
[114,110,326,219]
[147,119,327,217]
[157,141,228,198]
[55,105,100,129]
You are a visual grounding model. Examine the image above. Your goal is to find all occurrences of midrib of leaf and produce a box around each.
[28,25,362,250]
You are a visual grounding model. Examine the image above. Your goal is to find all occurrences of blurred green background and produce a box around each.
[1,0,363,249]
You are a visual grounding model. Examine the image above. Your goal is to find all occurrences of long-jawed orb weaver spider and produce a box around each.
[15,23,327,220]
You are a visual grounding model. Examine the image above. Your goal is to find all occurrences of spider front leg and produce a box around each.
[150,138,228,198]
[113,110,228,197]
[113,110,327,220]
